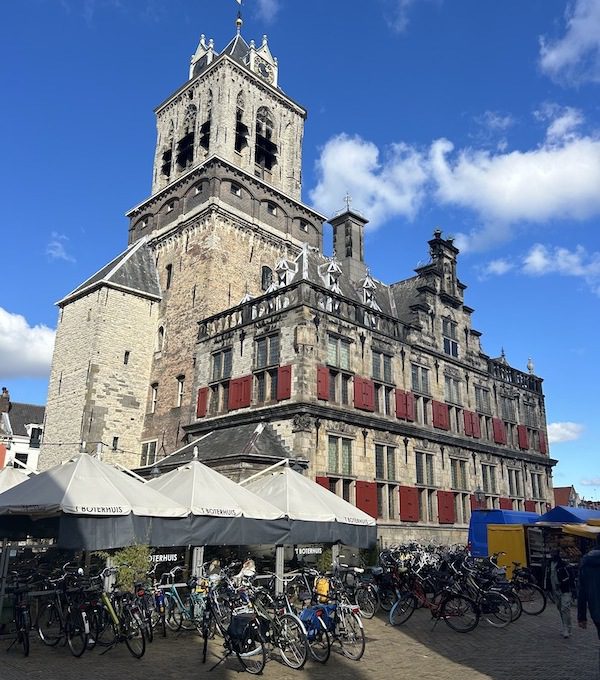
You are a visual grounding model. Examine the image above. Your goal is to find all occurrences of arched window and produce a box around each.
[235,91,248,153]
[157,326,165,352]
[176,104,196,170]
[255,107,277,172]
[261,266,273,291]
[199,91,212,151]
[161,121,174,179]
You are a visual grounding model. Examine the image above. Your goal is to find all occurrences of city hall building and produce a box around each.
[41,17,555,544]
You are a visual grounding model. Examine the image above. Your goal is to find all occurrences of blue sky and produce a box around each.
[2,0,600,497]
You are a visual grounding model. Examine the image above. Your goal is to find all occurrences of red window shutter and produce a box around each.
[433,401,449,430]
[353,376,364,409]
[517,425,529,450]
[405,392,415,421]
[524,500,536,513]
[470,494,486,511]
[395,389,407,419]
[0,444,5,469]
[362,378,375,412]
[463,410,473,437]
[238,375,253,408]
[317,365,329,400]
[471,412,481,439]
[355,481,378,518]
[277,364,292,401]
[438,490,455,524]
[499,497,513,510]
[196,387,208,418]
[538,431,548,455]
[228,378,240,410]
[315,476,329,489]
[399,486,419,522]
[492,418,507,444]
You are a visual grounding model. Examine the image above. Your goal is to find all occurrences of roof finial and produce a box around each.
[236,9,243,35]
[527,357,534,374]
[344,192,352,212]
[193,446,199,459]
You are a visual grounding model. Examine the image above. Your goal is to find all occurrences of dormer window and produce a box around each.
[442,318,458,357]
[166,201,175,213]
[267,202,277,216]
[299,220,308,232]
[261,266,273,291]
[194,184,202,195]
[230,182,242,197]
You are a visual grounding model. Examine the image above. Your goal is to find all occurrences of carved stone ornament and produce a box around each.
[328,422,356,436]
[292,414,312,432]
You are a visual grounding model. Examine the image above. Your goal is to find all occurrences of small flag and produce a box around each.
[236,0,242,4]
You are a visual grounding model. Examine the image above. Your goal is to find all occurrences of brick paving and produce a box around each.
[2,605,598,680]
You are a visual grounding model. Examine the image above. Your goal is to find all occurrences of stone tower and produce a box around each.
[40,18,325,468]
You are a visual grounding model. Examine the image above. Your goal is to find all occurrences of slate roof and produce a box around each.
[7,402,45,437]
[58,237,161,306]
[221,34,250,65]
[137,423,292,475]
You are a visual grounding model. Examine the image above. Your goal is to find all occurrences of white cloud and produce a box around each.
[540,0,600,84]
[581,477,600,486]
[478,258,514,278]
[535,103,584,144]
[46,232,75,263]
[386,0,440,33]
[477,111,515,132]
[547,422,585,444]
[523,243,600,293]
[310,134,428,227]
[0,308,55,379]
[256,0,279,23]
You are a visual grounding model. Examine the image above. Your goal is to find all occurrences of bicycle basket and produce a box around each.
[314,576,330,603]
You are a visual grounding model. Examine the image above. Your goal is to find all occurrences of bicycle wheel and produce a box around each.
[123,608,146,659]
[306,621,330,664]
[440,594,480,633]
[336,610,365,661]
[37,602,62,646]
[379,586,397,612]
[481,591,512,628]
[276,613,308,669]
[504,590,523,622]
[389,591,416,627]
[17,610,30,657]
[516,583,547,616]
[66,609,88,657]
[235,621,266,675]
[355,585,377,619]
[164,593,182,631]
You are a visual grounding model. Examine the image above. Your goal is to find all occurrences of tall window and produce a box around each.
[329,370,351,406]
[475,386,491,413]
[165,264,173,290]
[328,436,352,475]
[212,348,233,382]
[254,334,279,404]
[235,92,249,153]
[157,326,165,352]
[531,472,544,499]
[176,375,185,407]
[375,444,396,480]
[415,395,430,425]
[454,493,470,524]
[411,364,430,394]
[450,458,468,490]
[176,104,196,170]
[327,335,351,370]
[416,451,435,486]
[444,375,461,404]
[140,440,158,466]
[481,464,497,494]
[500,395,516,421]
[261,266,273,291]
[372,351,392,383]
[255,107,277,173]
[442,318,459,357]
[508,468,523,497]
[523,402,538,428]
[150,383,158,413]
[210,348,232,415]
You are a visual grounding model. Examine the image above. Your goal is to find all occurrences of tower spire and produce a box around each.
[236,9,243,35]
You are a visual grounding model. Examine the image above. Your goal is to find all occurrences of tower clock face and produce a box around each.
[256,60,273,82]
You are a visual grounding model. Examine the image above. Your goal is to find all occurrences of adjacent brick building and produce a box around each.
[41,18,555,543]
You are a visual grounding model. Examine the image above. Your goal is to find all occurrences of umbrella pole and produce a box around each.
[0,539,9,625]
[275,545,284,595]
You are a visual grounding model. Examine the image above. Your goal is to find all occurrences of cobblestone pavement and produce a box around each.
[2,605,598,680]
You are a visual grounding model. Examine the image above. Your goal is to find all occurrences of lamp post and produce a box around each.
[474,486,486,508]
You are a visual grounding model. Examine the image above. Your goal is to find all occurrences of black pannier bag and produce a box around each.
[227,613,259,652]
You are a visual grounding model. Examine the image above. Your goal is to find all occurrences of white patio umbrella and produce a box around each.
[0,465,29,494]
[242,464,376,547]
[0,453,188,549]
[146,458,289,546]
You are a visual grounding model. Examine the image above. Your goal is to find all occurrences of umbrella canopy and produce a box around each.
[242,466,377,547]
[0,453,188,550]
[0,466,29,494]
[538,506,600,524]
[146,459,290,546]
[0,453,188,518]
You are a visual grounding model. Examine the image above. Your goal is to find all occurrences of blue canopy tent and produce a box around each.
[537,506,600,524]
[468,509,540,557]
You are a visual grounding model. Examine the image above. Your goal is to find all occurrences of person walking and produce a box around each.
[578,537,600,638]
[549,548,574,638]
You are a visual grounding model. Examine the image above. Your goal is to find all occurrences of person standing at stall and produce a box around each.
[578,537,600,675]
[550,548,574,638]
